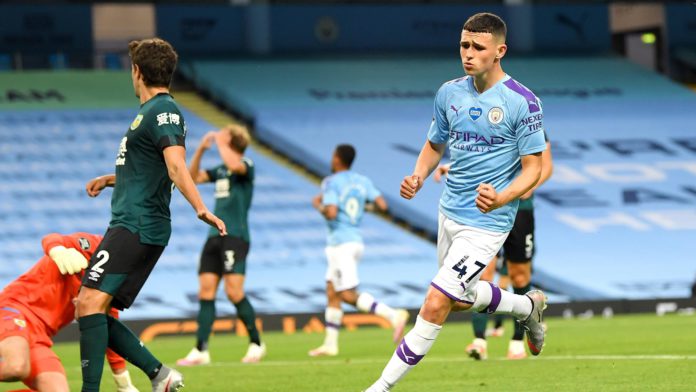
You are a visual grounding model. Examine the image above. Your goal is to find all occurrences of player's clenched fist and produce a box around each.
[475,183,501,213]
[400,175,422,199]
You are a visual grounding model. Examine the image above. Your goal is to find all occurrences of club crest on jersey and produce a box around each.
[78,238,90,251]
[130,114,143,130]
[469,107,482,121]
[13,318,26,329]
[488,107,504,124]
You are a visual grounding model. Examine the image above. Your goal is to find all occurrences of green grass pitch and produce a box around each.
[3,314,695,391]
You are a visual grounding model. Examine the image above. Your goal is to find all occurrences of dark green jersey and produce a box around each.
[205,158,254,241]
[110,93,186,246]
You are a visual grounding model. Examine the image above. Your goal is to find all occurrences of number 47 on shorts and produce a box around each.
[452,256,486,285]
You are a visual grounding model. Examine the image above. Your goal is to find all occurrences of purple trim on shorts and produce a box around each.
[325,322,340,329]
[482,282,502,314]
[396,339,424,365]
[370,302,378,314]
[430,282,473,304]
[0,307,20,314]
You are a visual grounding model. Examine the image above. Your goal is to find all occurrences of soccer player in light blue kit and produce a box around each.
[366,13,548,391]
[310,144,409,357]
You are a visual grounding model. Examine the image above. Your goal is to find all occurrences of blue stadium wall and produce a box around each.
[6,3,692,57]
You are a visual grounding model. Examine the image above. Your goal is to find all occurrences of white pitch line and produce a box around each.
[190,354,696,368]
[67,354,696,372]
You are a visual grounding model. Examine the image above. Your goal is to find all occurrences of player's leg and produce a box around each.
[0,306,31,382]
[466,256,497,360]
[225,274,265,363]
[505,209,535,359]
[335,243,409,342]
[366,213,456,391]
[0,331,30,381]
[309,281,342,357]
[220,237,264,363]
[365,286,450,392]
[368,218,546,389]
[178,237,222,366]
[79,227,181,391]
[486,254,510,337]
[75,286,113,391]
[22,344,69,392]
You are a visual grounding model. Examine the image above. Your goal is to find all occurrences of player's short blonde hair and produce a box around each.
[222,124,251,153]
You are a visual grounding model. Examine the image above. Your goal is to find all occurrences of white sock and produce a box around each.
[367,316,442,391]
[357,292,397,322]
[323,307,342,348]
[471,281,532,320]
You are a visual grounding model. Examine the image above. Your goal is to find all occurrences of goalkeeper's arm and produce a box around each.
[41,233,89,275]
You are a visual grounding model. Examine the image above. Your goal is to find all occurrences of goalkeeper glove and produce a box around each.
[48,246,88,275]
[113,369,139,392]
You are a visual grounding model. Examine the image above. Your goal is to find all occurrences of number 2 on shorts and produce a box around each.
[91,250,110,274]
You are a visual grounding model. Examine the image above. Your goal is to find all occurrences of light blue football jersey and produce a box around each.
[321,170,381,246]
[427,75,547,232]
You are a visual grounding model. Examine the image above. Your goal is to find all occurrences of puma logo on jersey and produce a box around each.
[88,270,100,282]
[450,105,462,116]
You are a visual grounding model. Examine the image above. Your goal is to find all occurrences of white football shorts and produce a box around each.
[325,242,364,292]
[432,212,509,303]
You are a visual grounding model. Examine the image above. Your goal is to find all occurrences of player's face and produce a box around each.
[330,152,340,173]
[131,64,140,98]
[459,30,506,76]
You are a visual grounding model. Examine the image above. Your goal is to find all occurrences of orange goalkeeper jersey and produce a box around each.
[0,232,102,337]
[0,232,129,369]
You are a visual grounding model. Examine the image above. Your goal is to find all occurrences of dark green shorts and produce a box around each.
[82,227,164,310]
[199,236,249,275]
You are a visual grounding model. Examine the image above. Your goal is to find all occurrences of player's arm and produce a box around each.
[476,152,542,213]
[215,130,248,175]
[313,194,338,220]
[85,174,116,197]
[42,233,89,275]
[400,140,447,199]
[433,163,452,183]
[188,132,216,184]
[163,146,227,235]
[371,196,388,212]
[365,178,388,213]
[403,82,450,199]
[520,141,553,199]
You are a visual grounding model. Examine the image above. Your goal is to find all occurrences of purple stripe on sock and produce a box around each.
[395,339,424,365]
[483,282,502,314]
[325,322,340,329]
[370,302,378,314]
[430,282,470,303]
